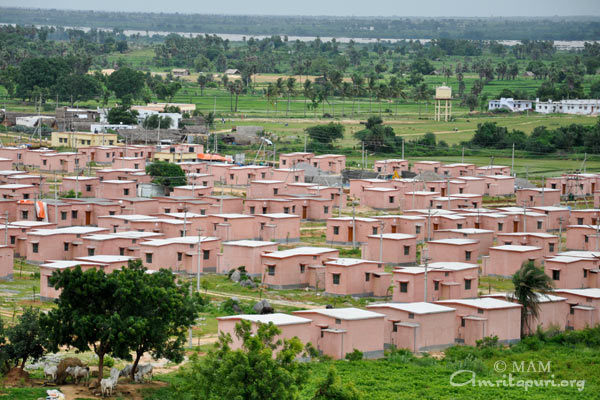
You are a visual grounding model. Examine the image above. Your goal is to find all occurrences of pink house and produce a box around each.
[454,176,486,195]
[226,166,271,186]
[496,232,558,256]
[155,198,210,215]
[475,165,511,176]
[270,168,305,183]
[497,209,548,233]
[217,314,313,351]
[261,247,339,289]
[362,233,417,265]
[516,188,561,207]
[65,198,122,226]
[216,240,279,275]
[0,184,37,200]
[477,212,513,234]
[349,178,392,198]
[140,236,221,273]
[247,180,286,198]
[279,152,313,168]
[440,163,476,177]
[484,292,569,334]
[96,168,145,182]
[483,245,543,277]
[427,238,479,263]
[244,198,300,215]
[544,255,600,289]
[529,206,570,231]
[433,228,494,255]
[566,225,600,251]
[570,209,600,226]
[324,258,390,297]
[39,260,105,300]
[80,231,162,259]
[435,298,522,345]
[326,217,380,245]
[170,185,212,198]
[205,163,234,183]
[484,175,515,196]
[74,255,137,273]
[310,154,345,174]
[293,308,385,359]
[0,246,13,279]
[374,159,408,175]
[6,221,57,257]
[26,226,109,263]
[0,158,12,169]
[111,157,145,170]
[207,214,257,241]
[204,195,244,214]
[405,191,439,209]
[374,215,426,241]
[392,262,479,302]
[186,173,214,187]
[97,180,137,199]
[61,177,100,198]
[281,196,334,220]
[40,153,83,173]
[255,213,300,243]
[366,302,456,352]
[359,187,403,210]
[412,161,441,174]
[554,289,600,330]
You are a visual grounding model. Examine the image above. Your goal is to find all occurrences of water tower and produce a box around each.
[434,85,452,122]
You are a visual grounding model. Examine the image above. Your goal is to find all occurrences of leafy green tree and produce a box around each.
[285,77,297,117]
[56,74,102,105]
[142,114,173,130]
[306,123,344,146]
[464,94,479,112]
[155,82,182,102]
[312,366,361,400]
[107,105,139,125]
[113,260,199,380]
[15,57,70,100]
[107,67,145,100]
[6,308,48,370]
[197,74,211,96]
[354,116,396,152]
[146,161,187,188]
[590,80,600,99]
[42,266,132,383]
[512,261,554,338]
[180,320,307,399]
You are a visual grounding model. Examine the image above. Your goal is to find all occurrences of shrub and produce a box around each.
[345,349,363,362]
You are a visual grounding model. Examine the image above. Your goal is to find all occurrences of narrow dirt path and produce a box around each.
[204,290,322,309]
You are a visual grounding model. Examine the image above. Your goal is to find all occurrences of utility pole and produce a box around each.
[372,219,384,265]
[558,217,563,252]
[522,201,528,232]
[54,172,58,224]
[427,207,432,241]
[422,245,429,302]
[541,177,545,206]
[352,201,356,249]
[196,228,203,292]
[188,284,193,348]
[401,139,405,160]
[338,185,343,217]
[182,207,188,237]
[511,143,515,177]
[4,211,8,246]
[304,134,307,153]
[361,141,365,170]
[446,177,450,209]
[461,146,465,163]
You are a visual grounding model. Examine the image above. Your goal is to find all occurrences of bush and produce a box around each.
[345,349,363,362]
[103,355,114,368]
[385,347,414,363]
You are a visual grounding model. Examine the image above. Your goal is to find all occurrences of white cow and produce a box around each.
[44,365,57,383]
[133,364,153,383]
[100,367,120,397]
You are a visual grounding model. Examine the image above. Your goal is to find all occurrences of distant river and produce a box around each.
[1,22,597,49]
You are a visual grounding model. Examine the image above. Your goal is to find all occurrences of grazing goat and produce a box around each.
[133,364,153,383]
[44,365,57,383]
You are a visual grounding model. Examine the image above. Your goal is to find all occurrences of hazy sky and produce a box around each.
[2,0,599,17]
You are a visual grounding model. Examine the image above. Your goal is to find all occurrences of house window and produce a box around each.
[461,318,465,327]
[457,224,463,229]
[64,243,69,251]
[434,281,439,291]
[400,282,408,293]
[294,176,299,182]
[71,211,78,219]
[577,218,584,225]
[109,211,115,216]
[88,248,95,256]
[268,265,275,276]
[274,188,279,195]
[408,313,414,319]
[331,273,341,285]
[498,223,503,231]
[552,270,560,281]
[404,246,410,256]
[32,243,38,253]
[537,221,542,229]
[392,324,397,332]
[124,189,130,196]
[365,273,370,282]
[9,236,15,245]
[477,308,484,314]
[61,211,67,221]
[300,264,305,274]
[146,253,153,263]
[416,226,421,234]
[372,227,378,235]
[324,206,329,214]
[249,206,255,214]
[335,318,341,324]
[585,235,589,243]
[549,243,555,252]
[284,207,290,214]
[119,248,125,256]
[203,250,210,260]
[177,252,183,261]
[389,196,394,204]
[21,211,28,219]
[584,269,588,278]
[465,279,472,290]
[333,226,339,235]
[465,251,472,261]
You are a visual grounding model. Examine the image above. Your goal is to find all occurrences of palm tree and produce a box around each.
[285,77,297,117]
[351,74,365,118]
[341,81,352,117]
[376,83,388,116]
[266,83,277,115]
[328,71,343,118]
[274,78,285,114]
[412,83,429,118]
[389,76,407,116]
[303,79,312,117]
[367,73,377,113]
[232,80,244,112]
[512,261,554,338]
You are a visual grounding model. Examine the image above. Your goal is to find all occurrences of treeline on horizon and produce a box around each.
[1,7,600,40]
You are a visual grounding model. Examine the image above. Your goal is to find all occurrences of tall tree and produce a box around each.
[146,161,187,188]
[285,77,297,117]
[312,366,361,400]
[512,261,554,338]
[6,308,48,370]
[107,67,145,101]
[303,79,312,117]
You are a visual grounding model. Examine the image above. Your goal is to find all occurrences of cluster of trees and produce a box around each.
[467,120,600,154]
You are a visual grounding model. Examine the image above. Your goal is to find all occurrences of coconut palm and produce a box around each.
[285,77,297,117]
[512,261,554,338]
[303,79,312,117]
[351,74,365,118]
